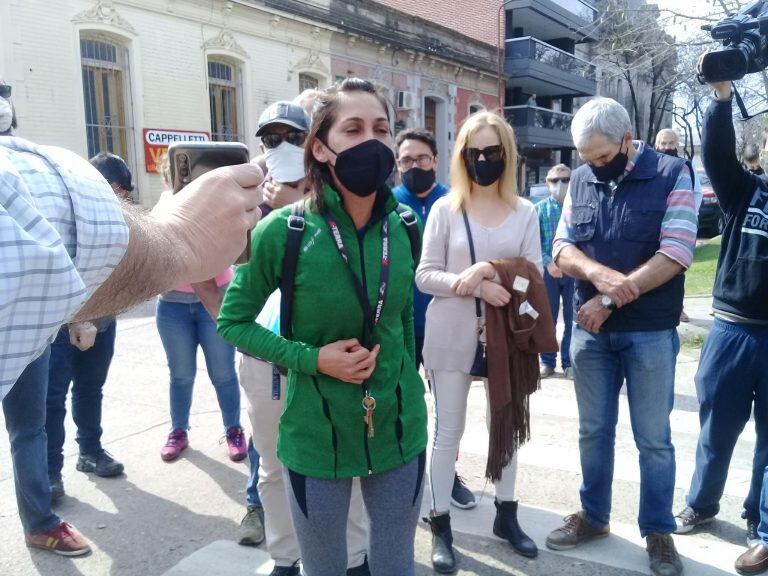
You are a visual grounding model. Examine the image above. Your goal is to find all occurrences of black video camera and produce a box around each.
[699,0,768,83]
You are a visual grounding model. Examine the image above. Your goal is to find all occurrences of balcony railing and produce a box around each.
[505,105,573,134]
[505,37,596,81]
[554,0,597,23]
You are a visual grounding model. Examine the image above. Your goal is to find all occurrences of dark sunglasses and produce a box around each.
[462,145,504,164]
[0,85,11,98]
[261,131,307,149]
[547,177,570,184]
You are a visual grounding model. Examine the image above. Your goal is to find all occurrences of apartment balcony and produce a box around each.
[504,0,598,42]
[505,105,574,149]
[504,37,597,97]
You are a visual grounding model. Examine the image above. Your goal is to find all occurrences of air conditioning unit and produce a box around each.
[397,91,417,110]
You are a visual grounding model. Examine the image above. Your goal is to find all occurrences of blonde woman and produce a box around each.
[416,111,543,573]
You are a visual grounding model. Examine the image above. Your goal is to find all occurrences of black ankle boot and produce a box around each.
[493,500,538,558]
[424,513,457,573]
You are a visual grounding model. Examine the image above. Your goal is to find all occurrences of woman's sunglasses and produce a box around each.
[462,145,504,164]
[261,131,307,149]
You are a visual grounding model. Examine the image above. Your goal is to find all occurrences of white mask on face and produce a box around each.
[549,181,568,201]
[264,141,307,183]
[0,97,12,133]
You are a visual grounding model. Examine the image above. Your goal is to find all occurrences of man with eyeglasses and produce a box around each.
[392,129,477,511]
[535,164,574,379]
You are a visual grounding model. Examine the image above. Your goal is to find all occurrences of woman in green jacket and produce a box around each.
[218,78,427,576]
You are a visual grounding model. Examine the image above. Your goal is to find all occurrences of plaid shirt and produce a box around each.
[535,195,563,266]
[0,137,128,399]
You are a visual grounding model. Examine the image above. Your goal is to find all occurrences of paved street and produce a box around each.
[0,296,753,576]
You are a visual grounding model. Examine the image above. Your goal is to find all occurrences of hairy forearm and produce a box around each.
[628,253,684,295]
[555,245,607,282]
[74,203,184,321]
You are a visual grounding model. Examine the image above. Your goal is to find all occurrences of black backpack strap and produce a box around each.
[395,204,421,265]
[279,200,305,341]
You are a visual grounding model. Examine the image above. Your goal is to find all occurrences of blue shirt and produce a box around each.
[393,181,448,337]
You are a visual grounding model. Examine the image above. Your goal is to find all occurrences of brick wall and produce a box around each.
[374,0,502,47]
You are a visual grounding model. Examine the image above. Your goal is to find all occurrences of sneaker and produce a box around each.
[49,475,65,503]
[270,561,301,576]
[540,365,555,378]
[161,429,189,462]
[646,533,683,576]
[226,426,248,462]
[25,521,91,556]
[747,518,761,548]
[237,505,265,546]
[347,557,371,576]
[564,367,574,380]
[76,449,124,478]
[674,505,715,534]
[545,510,610,550]
[450,474,477,509]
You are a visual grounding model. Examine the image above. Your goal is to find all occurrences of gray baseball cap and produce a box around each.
[256,101,310,137]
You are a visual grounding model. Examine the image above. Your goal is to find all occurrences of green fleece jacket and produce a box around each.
[218,185,428,479]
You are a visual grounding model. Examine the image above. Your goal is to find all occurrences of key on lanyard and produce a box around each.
[362,393,376,439]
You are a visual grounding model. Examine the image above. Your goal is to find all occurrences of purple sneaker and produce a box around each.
[226,427,247,462]
[161,429,188,462]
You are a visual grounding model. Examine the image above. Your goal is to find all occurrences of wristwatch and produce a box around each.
[600,294,617,311]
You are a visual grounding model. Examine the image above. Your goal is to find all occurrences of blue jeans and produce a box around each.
[687,319,768,522]
[571,325,679,536]
[156,300,240,431]
[540,268,574,369]
[2,348,61,534]
[246,436,262,508]
[46,321,116,478]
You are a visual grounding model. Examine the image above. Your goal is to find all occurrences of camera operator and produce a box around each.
[674,65,768,576]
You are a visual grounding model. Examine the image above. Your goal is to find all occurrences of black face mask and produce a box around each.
[658,148,678,157]
[589,143,629,183]
[466,159,505,186]
[402,167,436,195]
[327,139,395,197]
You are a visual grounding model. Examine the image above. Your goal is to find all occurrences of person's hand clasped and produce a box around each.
[318,339,381,385]
[68,322,98,351]
[452,262,495,296]
[590,268,639,308]
[547,262,563,279]
[479,280,511,307]
[577,295,613,334]
[262,179,307,210]
[152,164,263,283]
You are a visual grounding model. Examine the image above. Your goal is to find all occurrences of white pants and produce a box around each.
[427,369,518,513]
[239,355,368,568]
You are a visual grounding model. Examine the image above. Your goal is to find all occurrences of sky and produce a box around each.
[651,0,731,40]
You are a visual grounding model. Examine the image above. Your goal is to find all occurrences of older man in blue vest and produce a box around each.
[544,97,698,576]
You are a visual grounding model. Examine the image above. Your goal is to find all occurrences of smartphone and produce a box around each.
[168,142,252,264]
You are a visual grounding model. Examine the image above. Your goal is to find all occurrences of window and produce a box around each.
[298,73,319,93]
[80,36,130,160]
[469,104,484,115]
[208,59,243,142]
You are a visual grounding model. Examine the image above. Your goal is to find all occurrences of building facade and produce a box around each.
[0,0,500,205]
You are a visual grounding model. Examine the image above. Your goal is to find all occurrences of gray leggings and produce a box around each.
[284,452,425,576]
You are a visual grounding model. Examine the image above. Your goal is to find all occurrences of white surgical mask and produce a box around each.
[549,181,568,201]
[264,141,307,183]
[0,97,12,134]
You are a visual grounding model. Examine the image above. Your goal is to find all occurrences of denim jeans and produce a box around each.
[156,299,240,431]
[2,348,61,534]
[687,319,768,522]
[246,436,263,508]
[571,325,679,536]
[540,268,574,369]
[46,321,116,478]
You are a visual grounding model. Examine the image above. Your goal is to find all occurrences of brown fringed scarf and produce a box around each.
[484,258,558,481]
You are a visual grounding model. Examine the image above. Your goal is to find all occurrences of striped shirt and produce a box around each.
[0,137,129,399]
[535,195,563,266]
[553,141,698,269]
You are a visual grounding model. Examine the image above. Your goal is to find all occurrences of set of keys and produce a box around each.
[362,393,376,439]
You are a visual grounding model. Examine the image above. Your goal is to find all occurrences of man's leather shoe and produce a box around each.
[736,544,768,575]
